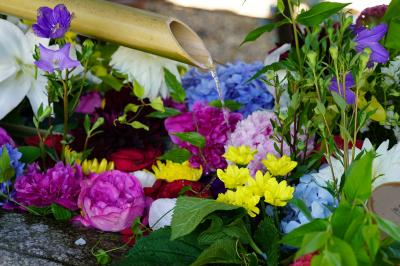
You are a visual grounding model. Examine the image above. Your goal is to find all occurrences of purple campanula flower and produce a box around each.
[329,73,356,105]
[354,23,389,65]
[32,4,72,39]
[35,43,81,73]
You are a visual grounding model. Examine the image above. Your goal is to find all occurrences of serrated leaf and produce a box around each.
[147,107,181,119]
[191,238,242,266]
[164,68,186,103]
[133,79,145,98]
[18,146,41,164]
[51,203,72,221]
[150,97,165,112]
[241,19,289,44]
[171,197,239,240]
[116,227,201,266]
[158,148,191,163]
[174,132,206,148]
[254,217,280,266]
[296,2,350,26]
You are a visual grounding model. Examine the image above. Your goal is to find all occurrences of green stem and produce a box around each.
[288,1,303,77]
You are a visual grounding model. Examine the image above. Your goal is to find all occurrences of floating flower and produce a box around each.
[74,170,145,232]
[14,162,82,210]
[81,158,114,175]
[216,165,251,189]
[262,154,297,176]
[329,73,356,105]
[110,47,183,99]
[217,186,260,217]
[148,198,177,230]
[35,43,81,73]
[0,127,15,147]
[0,19,49,119]
[152,161,202,182]
[354,23,389,65]
[165,102,241,173]
[32,4,71,39]
[223,145,257,166]
[183,61,274,116]
[264,178,294,207]
[281,174,336,233]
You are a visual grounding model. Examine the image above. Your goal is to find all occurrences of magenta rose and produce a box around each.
[74,170,145,232]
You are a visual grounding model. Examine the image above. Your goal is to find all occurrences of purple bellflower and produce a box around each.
[35,43,81,73]
[32,4,72,39]
[329,73,356,105]
[354,23,389,65]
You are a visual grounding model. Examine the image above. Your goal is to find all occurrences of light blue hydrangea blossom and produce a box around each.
[182,61,274,117]
[281,174,337,233]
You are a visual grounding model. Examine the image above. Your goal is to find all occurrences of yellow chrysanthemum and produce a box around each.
[152,161,202,182]
[64,145,82,165]
[217,186,260,217]
[262,154,297,176]
[217,165,252,189]
[247,170,273,197]
[264,179,294,207]
[223,145,257,166]
[81,158,114,175]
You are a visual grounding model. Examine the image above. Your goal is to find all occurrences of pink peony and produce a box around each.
[74,170,145,232]
[14,162,83,210]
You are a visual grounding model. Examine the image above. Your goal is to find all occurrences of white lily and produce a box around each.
[110,46,183,100]
[311,138,400,190]
[0,19,49,120]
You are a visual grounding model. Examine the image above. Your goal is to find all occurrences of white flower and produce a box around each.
[381,55,400,86]
[110,47,183,100]
[148,198,177,230]
[311,139,400,190]
[132,170,156,188]
[0,19,49,119]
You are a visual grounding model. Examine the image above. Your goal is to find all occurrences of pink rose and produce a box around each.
[74,170,145,232]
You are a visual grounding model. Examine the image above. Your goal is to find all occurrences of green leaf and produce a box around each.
[331,202,364,238]
[174,132,206,148]
[100,75,123,91]
[343,150,374,202]
[164,68,186,103]
[124,103,140,113]
[209,100,242,111]
[327,237,357,266]
[375,214,400,242]
[51,203,72,221]
[171,197,239,240]
[133,79,145,98]
[83,115,90,134]
[18,146,41,164]
[385,18,400,50]
[150,97,165,112]
[147,107,181,119]
[314,250,341,266]
[296,2,350,26]
[296,231,329,258]
[0,146,14,183]
[26,205,52,216]
[158,148,191,163]
[290,198,313,222]
[116,227,201,266]
[94,249,111,265]
[241,19,289,45]
[247,61,286,82]
[130,121,149,131]
[191,238,242,266]
[281,219,328,247]
[384,0,400,21]
[91,117,104,132]
[331,91,347,111]
[254,217,280,266]
[277,0,285,13]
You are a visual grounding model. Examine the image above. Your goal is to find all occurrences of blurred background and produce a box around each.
[109,0,391,63]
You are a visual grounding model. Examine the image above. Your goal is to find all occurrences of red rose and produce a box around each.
[25,134,63,153]
[144,180,211,199]
[109,147,161,172]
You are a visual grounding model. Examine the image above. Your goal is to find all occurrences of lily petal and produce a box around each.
[26,74,49,114]
[0,74,31,119]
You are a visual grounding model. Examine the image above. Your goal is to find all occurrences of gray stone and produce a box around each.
[0,211,128,265]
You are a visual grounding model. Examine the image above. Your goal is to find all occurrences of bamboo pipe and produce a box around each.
[0,0,212,69]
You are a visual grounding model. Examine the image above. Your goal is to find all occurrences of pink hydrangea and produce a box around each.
[165,102,242,173]
[74,170,145,232]
[14,162,83,210]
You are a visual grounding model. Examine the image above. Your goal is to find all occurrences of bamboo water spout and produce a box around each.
[0,0,212,69]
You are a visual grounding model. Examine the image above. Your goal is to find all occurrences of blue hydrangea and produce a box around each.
[0,144,24,206]
[281,174,337,233]
[182,61,274,117]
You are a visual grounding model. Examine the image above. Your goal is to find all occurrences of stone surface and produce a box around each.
[0,211,128,265]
